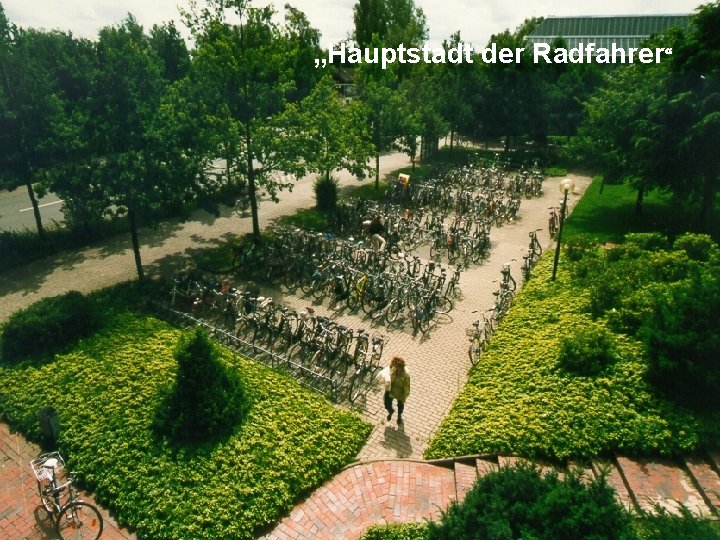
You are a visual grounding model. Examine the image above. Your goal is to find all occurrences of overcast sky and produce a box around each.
[2,0,704,48]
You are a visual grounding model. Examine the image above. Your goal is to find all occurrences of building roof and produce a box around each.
[526,15,691,50]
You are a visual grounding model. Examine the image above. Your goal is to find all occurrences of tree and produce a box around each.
[75,16,203,280]
[149,21,190,83]
[581,61,670,214]
[186,1,310,241]
[353,0,427,50]
[0,20,69,240]
[156,328,249,444]
[278,74,373,185]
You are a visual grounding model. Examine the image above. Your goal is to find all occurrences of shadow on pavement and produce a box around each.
[381,424,413,458]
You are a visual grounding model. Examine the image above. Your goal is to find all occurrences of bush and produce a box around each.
[156,328,249,444]
[544,166,568,177]
[361,523,429,540]
[1,290,103,363]
[565,235,599,263]
[673,233,717,262]
[427,463,633,540]
[314,174,340,211]
[624,232,669,251]
[643,269,720,410]
[558,325,616,376]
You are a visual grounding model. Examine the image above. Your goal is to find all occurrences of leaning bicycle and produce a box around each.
[30,452,103,540]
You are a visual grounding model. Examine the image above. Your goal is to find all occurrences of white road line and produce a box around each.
[19,200,63,212]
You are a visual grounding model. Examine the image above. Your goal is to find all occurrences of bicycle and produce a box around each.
[30,452,103,540]
[500,261,517,292]
[466,315,489,366]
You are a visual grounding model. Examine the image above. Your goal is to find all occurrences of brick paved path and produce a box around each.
[268,454,720,539]
[0,423,135,539]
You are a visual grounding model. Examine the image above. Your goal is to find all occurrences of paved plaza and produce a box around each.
[4,153,716,539]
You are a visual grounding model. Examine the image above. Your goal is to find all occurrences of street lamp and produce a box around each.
[551,178,575,281]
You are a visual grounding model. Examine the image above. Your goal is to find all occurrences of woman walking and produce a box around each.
[383,356,411,425]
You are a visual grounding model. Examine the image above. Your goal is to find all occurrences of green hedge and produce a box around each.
[0,313,371,539]
[1,290,103,363]
[425,254,720,460]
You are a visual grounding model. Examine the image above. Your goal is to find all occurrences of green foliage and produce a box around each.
[425,253,720,460]
[634,507,720,540]
[564,234,599,263]
[568,233,720,410]
[156,329,249,444]
[361,523,429,540]
[562,178,718,244]
[281,208,330,232]
[558,324,616,376]
[0,312,370,539]
[544,166,568,177]
[426,463,633,540]
[313,174,340,212]
[343,180,391,201]
[1,290,103,363]
[673,233,718,262]
[643,267,720,410]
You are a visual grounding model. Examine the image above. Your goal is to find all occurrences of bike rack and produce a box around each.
[151,302,340,403]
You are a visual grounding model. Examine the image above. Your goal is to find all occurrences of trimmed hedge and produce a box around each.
[1,290,103,363]
[0,313,371,539]
[425,253,720,460]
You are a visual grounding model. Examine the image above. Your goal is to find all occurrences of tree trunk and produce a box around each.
[698,175,716,231]
[128,207,144,281]
[374,152,380,190]
[25,180,45,241]
[599,175,606,194]
[634,181,645,215]
[450,129,454,151]
[246,124,261,242]
[634,180,645,215]
[504,135,511,153]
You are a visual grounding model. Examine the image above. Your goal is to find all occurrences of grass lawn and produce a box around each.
[424,253,720,461]
[564,177,719,243]
[0,311,370,539]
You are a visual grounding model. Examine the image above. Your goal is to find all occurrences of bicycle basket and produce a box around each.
[30,451,65,482]
[465,328,476,337]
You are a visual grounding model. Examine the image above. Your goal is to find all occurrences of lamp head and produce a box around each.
[559,178,575,194]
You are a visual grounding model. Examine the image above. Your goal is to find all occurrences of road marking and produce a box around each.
[19,200,63,212]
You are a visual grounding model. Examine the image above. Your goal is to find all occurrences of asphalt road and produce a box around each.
[0,188,64,232]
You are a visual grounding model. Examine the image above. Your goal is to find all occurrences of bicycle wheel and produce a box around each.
[346,290,360,311]
[57,502,103,540]
[38,483,55,513]
[435,295,453,314]
[385,299,402,324]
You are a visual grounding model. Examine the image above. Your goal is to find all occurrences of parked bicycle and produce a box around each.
[30,452,103,540]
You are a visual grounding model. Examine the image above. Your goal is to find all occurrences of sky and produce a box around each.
[2,0,705,49]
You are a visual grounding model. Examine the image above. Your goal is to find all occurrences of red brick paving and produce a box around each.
[686,456,720,511]
[264,455,720,538]
[0,423,134,540]
[592,459,636,513]
[616,456,713,517]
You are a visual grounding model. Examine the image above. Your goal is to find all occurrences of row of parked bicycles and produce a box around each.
[466,228,545,366]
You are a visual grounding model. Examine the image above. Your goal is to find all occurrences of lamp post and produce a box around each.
[551,178,575,281]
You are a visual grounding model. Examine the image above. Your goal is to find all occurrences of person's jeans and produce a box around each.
[384,391,404,417]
